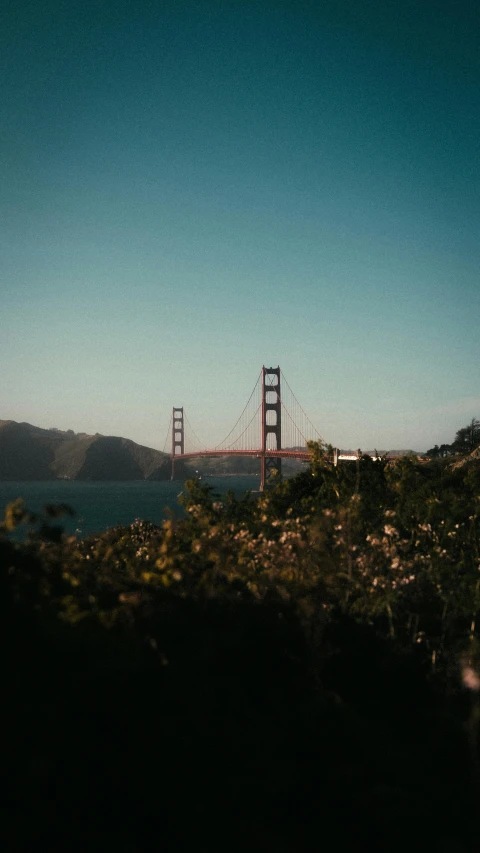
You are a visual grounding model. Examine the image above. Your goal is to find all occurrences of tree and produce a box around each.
[454,418,480,454]
[439,443,453,458]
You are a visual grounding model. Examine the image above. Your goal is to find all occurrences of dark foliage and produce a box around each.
[2,446,480,851]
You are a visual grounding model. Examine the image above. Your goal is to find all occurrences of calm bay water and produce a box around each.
[0,476,260,538]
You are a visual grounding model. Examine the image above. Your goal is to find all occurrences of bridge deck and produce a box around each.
[172,450,398,462]
[173,449,311,461]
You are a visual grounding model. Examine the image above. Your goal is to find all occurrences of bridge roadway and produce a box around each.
[173,450,398,463]
[173,449,312,461]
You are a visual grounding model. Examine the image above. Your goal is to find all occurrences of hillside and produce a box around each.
[0,421,171,481]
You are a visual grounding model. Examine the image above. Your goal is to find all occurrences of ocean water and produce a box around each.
[0,476,260,538]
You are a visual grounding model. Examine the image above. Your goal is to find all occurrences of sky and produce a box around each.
[1,0,479,452]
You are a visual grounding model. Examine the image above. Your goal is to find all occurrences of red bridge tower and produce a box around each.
[171,407,184,480]
[261,366,282,491]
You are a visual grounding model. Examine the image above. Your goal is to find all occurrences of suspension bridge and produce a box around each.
[164,366,326,490]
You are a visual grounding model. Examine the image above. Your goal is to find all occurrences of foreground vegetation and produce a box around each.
[3,444,480,851]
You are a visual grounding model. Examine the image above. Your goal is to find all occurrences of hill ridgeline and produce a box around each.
[0,420,171,481]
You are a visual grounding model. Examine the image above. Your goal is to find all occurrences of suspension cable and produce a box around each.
[183,410,208,451]
[281,370,324,442]
[215,369,262,449]
[162,411,173,454]
[221,402,262,450]
[280,400,309,446]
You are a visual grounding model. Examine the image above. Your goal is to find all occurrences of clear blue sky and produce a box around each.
[1,0,479,452]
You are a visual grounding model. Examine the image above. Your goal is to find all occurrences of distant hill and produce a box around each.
[0,421,172,481]
[188,454,260,476]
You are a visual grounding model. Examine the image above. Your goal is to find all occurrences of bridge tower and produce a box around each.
[260,366,282,491]
[171,407,184,480]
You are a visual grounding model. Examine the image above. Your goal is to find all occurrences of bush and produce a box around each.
[2,451,480,851]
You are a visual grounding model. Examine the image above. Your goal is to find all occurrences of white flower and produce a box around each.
[462,665,480,691]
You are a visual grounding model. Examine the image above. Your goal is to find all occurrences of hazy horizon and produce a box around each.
[2,1,479,452]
